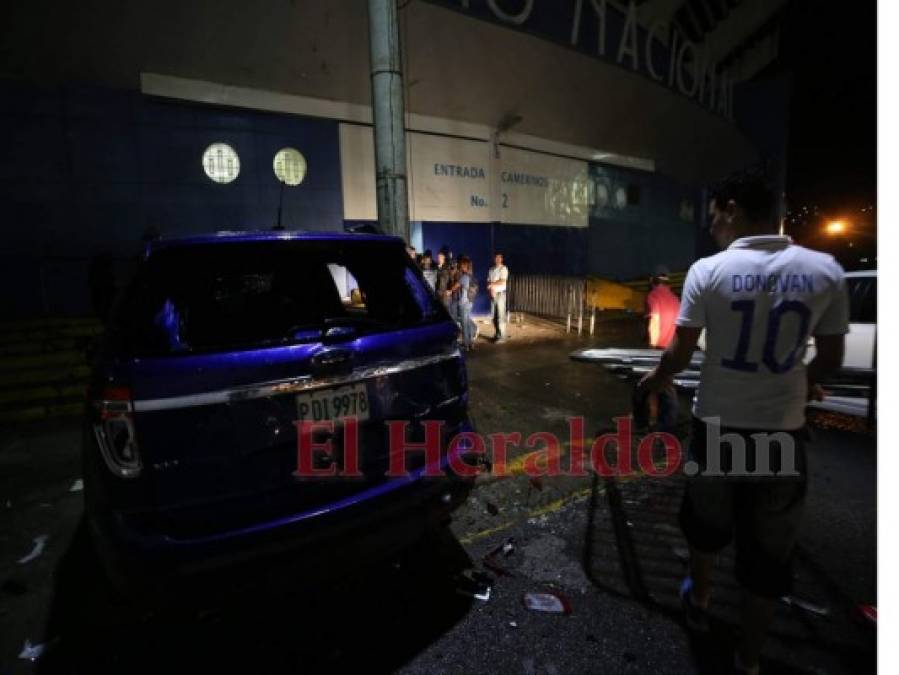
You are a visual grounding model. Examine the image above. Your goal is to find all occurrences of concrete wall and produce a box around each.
[1,0,759,185]
[0,82,344,317]
[0,0,758,317]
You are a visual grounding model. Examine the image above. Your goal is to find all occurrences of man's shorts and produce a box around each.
[679,417,808,599]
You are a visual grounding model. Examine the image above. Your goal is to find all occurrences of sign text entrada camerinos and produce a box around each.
[426,0,735,119]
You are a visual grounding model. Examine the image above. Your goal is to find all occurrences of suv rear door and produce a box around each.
[100,237,467,540]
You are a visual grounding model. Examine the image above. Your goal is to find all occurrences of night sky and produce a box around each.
[778,0,876,265]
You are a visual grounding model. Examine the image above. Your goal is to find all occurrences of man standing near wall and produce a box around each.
[636,173,848,674]
[646,266,680,349]
[487,252,509,342]
[633,265,680,434]
[435,249,452,309]
[420,249,437,290]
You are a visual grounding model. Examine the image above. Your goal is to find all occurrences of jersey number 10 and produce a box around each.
[722,300,811,374]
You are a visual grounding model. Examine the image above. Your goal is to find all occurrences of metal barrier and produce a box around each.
[507,274,591,335]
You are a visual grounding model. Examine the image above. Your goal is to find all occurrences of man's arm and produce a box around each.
[806,268,850,398]
[638,326,703,392]
[806,334,845,399]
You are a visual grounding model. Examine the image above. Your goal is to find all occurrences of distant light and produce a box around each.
[825,220,847,235]
[861,258,869,263]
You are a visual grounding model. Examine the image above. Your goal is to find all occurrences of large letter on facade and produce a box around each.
[617,0,640,71]
[570,0,584,45]
[487,0,534,25]
[676,40,700,98]
[590,0,607,56]
[645,21,667,82]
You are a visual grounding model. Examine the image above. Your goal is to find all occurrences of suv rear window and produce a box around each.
[847,276,876,324]
[109,240,443,355]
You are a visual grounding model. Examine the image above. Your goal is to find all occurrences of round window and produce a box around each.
[202,143,240,184]
[273,148,307,186]
[595,183,609,208]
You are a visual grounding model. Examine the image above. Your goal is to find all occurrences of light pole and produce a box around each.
[368,0,410,242]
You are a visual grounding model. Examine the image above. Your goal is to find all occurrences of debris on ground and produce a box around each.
[69,479,84,492]
[483,538,517,577]
[18,640,48,662]
[781,595,830,617]
[483,556,513,578]
[509,621,518,628]
[523,590,572,614]
[18,535,48,564]
[486,502,500,516]
[455,570,493,601]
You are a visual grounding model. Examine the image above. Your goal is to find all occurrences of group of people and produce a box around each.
[408,246,510,352]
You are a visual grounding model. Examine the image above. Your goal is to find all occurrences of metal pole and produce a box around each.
[368,0,410,241]
[590,305,595,336]
[577,283,583,336]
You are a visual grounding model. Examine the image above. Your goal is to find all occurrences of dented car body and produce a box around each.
[83,231,474,592]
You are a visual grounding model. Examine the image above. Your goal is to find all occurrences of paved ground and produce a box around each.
[0,316,877,673]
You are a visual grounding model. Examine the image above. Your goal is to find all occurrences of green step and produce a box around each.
[0,400,84,425]
[0,339,88,358]
[0,350,86,373]
[0,317,99,331]
[0,383,86,407]
[0,364,90,389]
[0,324,102,346]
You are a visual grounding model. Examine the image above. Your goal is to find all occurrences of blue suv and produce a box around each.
[83,231,474,594]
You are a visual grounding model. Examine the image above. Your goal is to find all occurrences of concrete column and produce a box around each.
[368,0,410,241]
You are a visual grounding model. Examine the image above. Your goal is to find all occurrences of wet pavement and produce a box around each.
[0,316,877,673]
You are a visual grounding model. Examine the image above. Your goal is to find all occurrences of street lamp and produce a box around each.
[825,220,847,235]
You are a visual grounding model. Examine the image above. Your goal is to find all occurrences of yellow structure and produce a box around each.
[585,272,687,311]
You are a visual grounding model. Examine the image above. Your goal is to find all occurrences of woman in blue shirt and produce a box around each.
[452,256,475,351]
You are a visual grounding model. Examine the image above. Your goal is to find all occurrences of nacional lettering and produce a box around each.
[434,163,486,179]
[435,0,734,119]
[732,274,815,294]
[501,171,548,187]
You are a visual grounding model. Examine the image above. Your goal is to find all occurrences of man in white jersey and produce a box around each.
[487,253,510,341]
[638,173,848,674]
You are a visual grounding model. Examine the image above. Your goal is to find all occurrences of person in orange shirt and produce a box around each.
[633,267,680,433]
[646,267,681,349]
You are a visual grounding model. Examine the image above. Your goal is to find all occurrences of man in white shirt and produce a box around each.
[638,173,848,674]
[487,253,510,341]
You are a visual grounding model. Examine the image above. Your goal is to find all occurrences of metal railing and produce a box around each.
[508,274,595,335]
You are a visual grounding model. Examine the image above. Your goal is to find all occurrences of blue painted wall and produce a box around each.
[0,80,701,319]
[418,164,700,308]
[0,81,344,317]
[421,221,494,315]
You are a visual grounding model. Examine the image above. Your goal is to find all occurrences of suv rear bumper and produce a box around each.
[88,452,476,596]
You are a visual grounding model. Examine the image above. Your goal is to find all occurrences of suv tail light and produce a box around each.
[92,386,142,478]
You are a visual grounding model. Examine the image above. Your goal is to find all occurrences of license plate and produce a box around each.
[296,383,370,423]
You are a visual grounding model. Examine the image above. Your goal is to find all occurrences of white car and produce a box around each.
[840,270,876,370]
